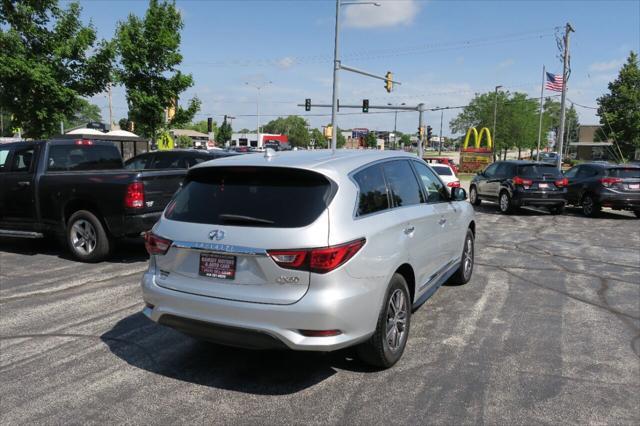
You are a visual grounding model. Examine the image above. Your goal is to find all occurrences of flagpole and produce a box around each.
[536,65,545,162]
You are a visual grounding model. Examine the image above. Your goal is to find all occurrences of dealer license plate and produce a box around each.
[199,253,236,280]
[539,183,549,189]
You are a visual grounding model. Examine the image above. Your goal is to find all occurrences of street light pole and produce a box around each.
[246,81,272,145]
[492,85,502,161]
[388,102,405,150]
[438,109,444,155]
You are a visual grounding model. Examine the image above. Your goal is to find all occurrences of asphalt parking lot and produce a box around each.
[1,206,639,425]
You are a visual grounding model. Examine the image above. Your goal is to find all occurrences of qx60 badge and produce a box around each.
[208,230,225,241]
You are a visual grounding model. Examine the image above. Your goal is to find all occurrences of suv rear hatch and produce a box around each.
[515,164,566,190]
[151,166,335,305]
[602,167,640,193]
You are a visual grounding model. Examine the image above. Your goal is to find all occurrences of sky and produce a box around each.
[73,0,640,136]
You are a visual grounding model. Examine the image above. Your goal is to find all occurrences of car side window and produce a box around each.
[413,162,448,203]
[564,167,579,179]
[382,160,424,207]
[483,163,499,177]
[495,163,512,178]
[11,147,35,173]
[0,148,10,172]
[353,163,390,216]
[577,166,594,178]
[151,154,182,169]
[125,155,152,170]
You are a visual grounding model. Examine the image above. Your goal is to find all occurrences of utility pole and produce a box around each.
[556,22,574,170]
[388,102,405,150]
[438,109,444,155]
[107,82,114,131]
[492,85,502,161]
[418,103,425,158]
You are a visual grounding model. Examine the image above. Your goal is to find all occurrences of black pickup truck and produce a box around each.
[0,139,185,261]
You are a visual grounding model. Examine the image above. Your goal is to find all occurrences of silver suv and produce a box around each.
[141,150,475,368]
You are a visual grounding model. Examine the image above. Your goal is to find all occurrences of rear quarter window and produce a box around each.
[606,168,640,179]
[165,167,335,228]
[353,163,390,216]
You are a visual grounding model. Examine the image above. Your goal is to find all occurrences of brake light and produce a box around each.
[125,182,145,208]
[447,181,461,188]
[144,232,172,255]
[600,177,622,187]
[268,238,365,274]
[75,139,93,145]
[513,176,533,186]
[554,178,569,187]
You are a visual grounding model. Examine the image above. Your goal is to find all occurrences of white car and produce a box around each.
[431,164,460,189]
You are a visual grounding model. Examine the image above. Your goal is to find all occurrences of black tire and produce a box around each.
[498,190,513,214]
[549,205,565,215]
[67,210,111,262]
[357,273,411,369]
[448,228,475,285]
[469,185,481,206]
[581,194,601,217]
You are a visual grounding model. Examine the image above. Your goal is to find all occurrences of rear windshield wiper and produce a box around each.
[218,214,275,225]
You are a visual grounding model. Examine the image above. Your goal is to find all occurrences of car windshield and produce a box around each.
[432,165,453,176]
[517,164,562,178]
[165,166,334,228]
[607,168,640,178]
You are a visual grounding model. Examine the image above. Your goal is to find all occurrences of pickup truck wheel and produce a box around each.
[67,210,110,262]
[357,273,411,369]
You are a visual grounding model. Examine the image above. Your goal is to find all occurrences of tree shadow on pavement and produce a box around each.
[0,236,148,264]
[101,312,373,395]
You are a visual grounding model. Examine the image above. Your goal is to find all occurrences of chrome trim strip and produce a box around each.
[418,257,461,291]
[172,240,268,256]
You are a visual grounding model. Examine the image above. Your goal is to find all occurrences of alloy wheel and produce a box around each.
[583,196,593,216]
[386,289,408,352]
[500,193,509,212]
[463,235,474,280]
[470,188,477,204]
[70,219,97,255]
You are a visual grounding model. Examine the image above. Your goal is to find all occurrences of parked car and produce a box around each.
[431,164,461,190]
[564,163,640,217]
[0,139,185,261]
[538,152,559,164]
[141,150,475,368]
[124,149,237,170]
[423,157,459,174]
[469,160,568,214]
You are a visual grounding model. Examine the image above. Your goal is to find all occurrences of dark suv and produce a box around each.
[469,161,568,214]
[564,163,640,217]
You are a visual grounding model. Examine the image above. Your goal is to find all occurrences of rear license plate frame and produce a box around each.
[199,252,236,280]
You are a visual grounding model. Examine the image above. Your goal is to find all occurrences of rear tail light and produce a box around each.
[74,139,93,145]
[513,176,533,186]
[125,182,145,209]
[600,177,622,187]
[268,238,365,274]
[554,178,569,187]
[447,181,461,188]
[144,232,172,255]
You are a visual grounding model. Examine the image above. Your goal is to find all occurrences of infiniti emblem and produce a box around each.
[208,230,225,241]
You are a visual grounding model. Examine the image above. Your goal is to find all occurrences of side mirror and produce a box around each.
[451,187,467,201]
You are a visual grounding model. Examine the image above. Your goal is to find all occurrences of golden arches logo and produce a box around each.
[462,127,493,150]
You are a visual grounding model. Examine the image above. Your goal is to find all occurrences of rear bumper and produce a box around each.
[120,212,162,236]
[599,192,640,210]
[513,189,566,207]
[140,269,382,351]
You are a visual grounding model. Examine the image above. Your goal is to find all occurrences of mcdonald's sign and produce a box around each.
[462,127,493,150]
[459,127,493,173]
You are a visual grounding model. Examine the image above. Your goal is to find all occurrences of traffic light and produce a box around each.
[207,117,213,133]
[385,71,393,93]
[305,98,311,111]
[362,99,369,113]
[427,125,433,142]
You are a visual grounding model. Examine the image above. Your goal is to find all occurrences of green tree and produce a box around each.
[399,134,412,147]
[263,116,310,147]
[186,119,216,135]
[364,131,377,148]
[63,100,102,131]
[597,51,640,159]
[217,121,233,144]
[175,135,193,148]
[542,98,579,149]
[0,0,115,138]
[310,128,327,148]
[115,0,200,140]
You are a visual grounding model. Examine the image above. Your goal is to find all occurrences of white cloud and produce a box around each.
[498,58,515,69]
[589,59,623,72]
[276,56,295,69]
[343,0,420,29]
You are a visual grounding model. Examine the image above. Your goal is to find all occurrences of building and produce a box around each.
[569,125,614,161]
[229,133,288,149]
[169,129,211,149]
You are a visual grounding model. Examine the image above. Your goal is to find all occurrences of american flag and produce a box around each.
[545,72,564,92]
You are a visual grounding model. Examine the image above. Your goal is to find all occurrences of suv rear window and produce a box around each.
[48,144,122,171]
[517,164,562,178]
[165,167,334,228]
[607,168,640,178]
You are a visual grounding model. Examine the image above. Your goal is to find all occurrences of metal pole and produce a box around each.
[536,65,546,161]
[393,110,398,150]
[418,103,424,158]
[492,85,502,161]
[256,86,260,136]
[108,82,114,130]
[330,0,341,152]
[0,108,3,136]
[60,121,64,135]
[438,109,443,155]
[557,23,574,170]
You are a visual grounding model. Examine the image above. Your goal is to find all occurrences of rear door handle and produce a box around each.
[404,226,415,235]
[438,217,447,226]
